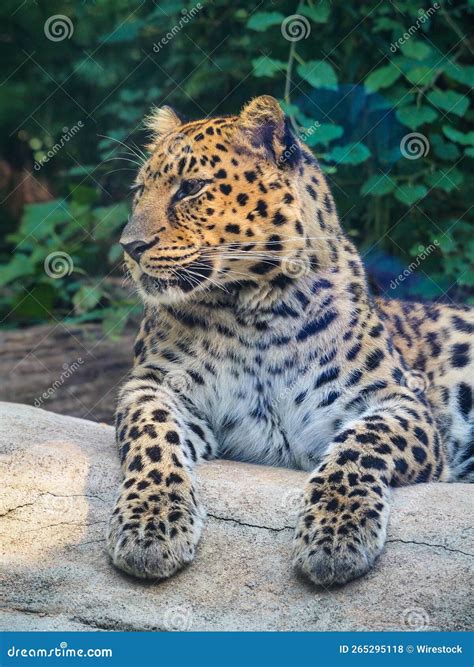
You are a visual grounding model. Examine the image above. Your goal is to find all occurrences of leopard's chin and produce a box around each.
[135,258,215,305]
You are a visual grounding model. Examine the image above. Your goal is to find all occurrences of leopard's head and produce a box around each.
[121,96,327,305]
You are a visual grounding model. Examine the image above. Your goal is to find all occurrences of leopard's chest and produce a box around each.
[184,347,347,471]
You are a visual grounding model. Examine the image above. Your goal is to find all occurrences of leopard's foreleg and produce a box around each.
[107,371,217,579]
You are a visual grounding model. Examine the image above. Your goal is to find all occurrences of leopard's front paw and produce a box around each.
[292,487,390,587]
[106,484,204,580]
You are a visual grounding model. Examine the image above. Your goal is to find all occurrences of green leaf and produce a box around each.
[465,147,474,158]
[320,164,337,174]
[0,255,35,287]
[297,60,338,89]
[300,2,330,23]
[444,62,474,87]
[427,90,469,117]
[442,125,474,145]
[425,168,464,193]
[405,66,437,86]
[304,123,343,146]
[394,184,427,205]
[430,134,461,161]
[383,84,415,108]
[361,174,395,196]
[365,64,401,91]
[400,40,432,61]
[279,101,300,117]
[373,18,404,33]
[396,105,438,129]
[247,11,284,31]
[251,56,287,78]
[93,203,130,238]
[20,200,69,238]
[324,142,371,165]
[437,235,456,253]
[73,285,103,314]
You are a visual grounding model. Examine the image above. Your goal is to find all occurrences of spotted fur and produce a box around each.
[106,96,473,586]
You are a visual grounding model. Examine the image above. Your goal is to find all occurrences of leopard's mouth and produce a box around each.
[138,257,214,297]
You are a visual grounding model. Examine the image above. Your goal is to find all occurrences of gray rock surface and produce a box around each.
[0,401,472,632]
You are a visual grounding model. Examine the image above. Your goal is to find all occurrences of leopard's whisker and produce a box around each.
[98,134,146,163]
[104,156,144,168]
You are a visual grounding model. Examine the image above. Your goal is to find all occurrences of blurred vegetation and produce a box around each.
[0,0,473,332]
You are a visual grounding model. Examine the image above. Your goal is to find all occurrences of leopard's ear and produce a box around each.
[235,96,300,167]
[144,106,182,148]
[239,96,284,132]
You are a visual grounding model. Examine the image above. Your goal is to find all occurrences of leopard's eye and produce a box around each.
[174,179,208,202]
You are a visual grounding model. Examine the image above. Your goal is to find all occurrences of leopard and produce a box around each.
[106,96,473,587]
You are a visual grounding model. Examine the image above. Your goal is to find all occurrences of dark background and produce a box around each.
[1,0,473,337]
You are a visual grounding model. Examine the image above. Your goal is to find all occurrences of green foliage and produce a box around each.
[0,0,472,329]
[297,60,338,89]
[361,174,395,197]
[324,143,371,166]
[396,105,439,130]
[0,186,139,330]
[365,64,401,91]
[442,126,474,145]
[427,90,469,117]
[299,2,331,24]
[394,183,428,206]
[247,12,284,31]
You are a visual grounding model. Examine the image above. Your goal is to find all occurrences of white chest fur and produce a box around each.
[184,347,347,472]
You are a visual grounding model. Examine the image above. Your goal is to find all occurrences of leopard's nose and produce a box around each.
[120,239,150,263]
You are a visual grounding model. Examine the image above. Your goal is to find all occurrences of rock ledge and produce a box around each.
[0,402,472,631]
